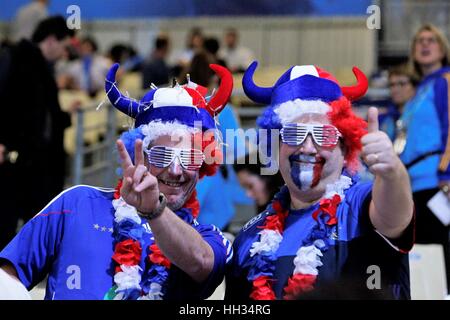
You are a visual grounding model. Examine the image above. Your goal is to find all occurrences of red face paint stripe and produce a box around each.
[311,163,323,188]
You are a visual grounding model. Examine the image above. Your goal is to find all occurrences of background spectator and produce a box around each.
[11,0,49,42]
[64,36,111,96]
[0,16,74,249]
[379,64,417,141]
[142,34,172,88]
[219,27,254,73]
[233,152,284,213]
[403,24,450,292]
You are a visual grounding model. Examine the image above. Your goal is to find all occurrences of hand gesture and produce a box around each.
[361,107,402,179]
[116,139,160,213]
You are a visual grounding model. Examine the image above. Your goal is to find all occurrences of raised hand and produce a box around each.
[361,107,402,178]
[116,139,160,213]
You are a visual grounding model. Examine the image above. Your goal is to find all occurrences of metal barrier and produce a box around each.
[72,102,118,188]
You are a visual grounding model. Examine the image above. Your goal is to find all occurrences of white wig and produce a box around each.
[274,99,331,125]
[140,120,199,150]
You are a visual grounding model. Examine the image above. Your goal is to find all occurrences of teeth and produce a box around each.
[298,155,319,163]
[161,180,182,187]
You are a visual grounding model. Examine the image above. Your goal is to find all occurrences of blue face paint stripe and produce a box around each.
[290,162,303,190]
[289,154,304,190]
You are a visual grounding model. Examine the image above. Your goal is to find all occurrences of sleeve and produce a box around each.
[0,191,70,289]
[224,238,252,301]
[355,183,415,253]
[166,223,233,299]
[434,75,450,180]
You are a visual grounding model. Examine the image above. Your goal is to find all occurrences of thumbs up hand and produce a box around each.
[367,106,380,134]
[361,107,402,178]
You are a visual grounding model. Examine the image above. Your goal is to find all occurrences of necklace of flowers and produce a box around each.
[104,179,200,300]
[247,174,353,300]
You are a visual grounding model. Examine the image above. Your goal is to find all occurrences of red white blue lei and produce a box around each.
[247,175,352,300]
[105,180,199,300]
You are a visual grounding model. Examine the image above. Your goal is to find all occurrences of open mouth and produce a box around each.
[290,154,324,165]
[159,179,185,188]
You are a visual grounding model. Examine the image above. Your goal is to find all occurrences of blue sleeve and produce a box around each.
[434,76,450,180]
[167,223,232,299]
[199,224,233,289]
[346,181,414,253]
[0,191,69,289]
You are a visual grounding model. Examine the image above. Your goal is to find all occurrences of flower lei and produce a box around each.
[247,175,353,300]
[104,180,199,300]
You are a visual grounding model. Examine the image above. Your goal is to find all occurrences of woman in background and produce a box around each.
[233,152,284,213]
[403,24,450,292]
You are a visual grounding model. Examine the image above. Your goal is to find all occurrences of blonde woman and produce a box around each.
[404,24,450,293]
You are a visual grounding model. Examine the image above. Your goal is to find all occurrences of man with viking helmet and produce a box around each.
[0,63,234,300]
[226,62,415,300]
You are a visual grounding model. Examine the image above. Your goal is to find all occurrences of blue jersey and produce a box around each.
[0,185,232,300]
[379,103,400,141]
[226,181,414,300]
[400,66,450,191]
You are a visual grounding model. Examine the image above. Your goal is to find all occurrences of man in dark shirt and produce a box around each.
[226,62,415,300]
[142,35,171,89]
[0,16,74,249]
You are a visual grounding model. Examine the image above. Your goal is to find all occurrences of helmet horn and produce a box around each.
[205,64,233,116]
[242,61,273,104]
[341,66,368,101]
[105,63,140,117]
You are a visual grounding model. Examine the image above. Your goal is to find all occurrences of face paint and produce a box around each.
[289,154,324,191]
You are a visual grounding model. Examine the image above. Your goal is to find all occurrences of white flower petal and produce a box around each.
[138,283,164,300]
[114,202,142,224]
[250,229,282,257]
[324,175,352,199]
[293,245,323,276]
[114,265,142,291]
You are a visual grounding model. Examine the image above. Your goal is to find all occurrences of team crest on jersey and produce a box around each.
[142,222,152,234]
[242,211,269,232]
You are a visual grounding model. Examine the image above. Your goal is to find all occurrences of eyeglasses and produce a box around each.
[280,123,342,147]
[388,80,411,88]
[416,36,438,45]
[145,146,204,170]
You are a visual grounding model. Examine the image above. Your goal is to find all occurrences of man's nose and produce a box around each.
[168,157,183,176]
[299,135,317,154]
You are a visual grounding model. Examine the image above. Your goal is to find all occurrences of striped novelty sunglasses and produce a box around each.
[145,146,204,170]
[280,123,342,147]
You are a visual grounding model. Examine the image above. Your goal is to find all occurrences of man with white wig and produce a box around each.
[0,63,234,300]
[226,62,415,300]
